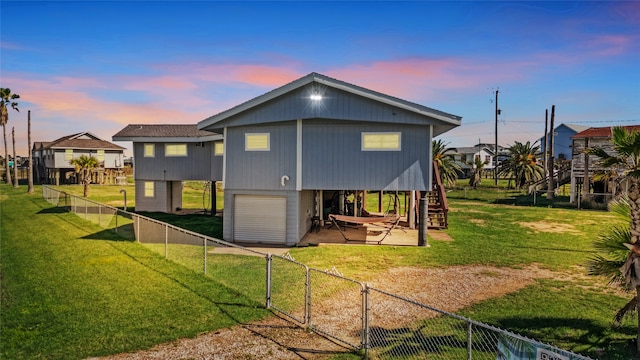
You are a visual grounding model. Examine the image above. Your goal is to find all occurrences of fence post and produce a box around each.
[266,254,272,308]
[115,209,119,233]
[306,266,312,328]
[165,223,168,258]
[363,283,370,359]
[85,199,88,219]
[467,321,473,360]
[203,237,207,275]
[98,204,101,226]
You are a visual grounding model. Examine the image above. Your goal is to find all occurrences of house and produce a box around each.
[32,132,125,185]
[570,125,640,203]
[196,72,461,246]
[112,124,223,212]
[449,143,503,178]
[539,123,589,161]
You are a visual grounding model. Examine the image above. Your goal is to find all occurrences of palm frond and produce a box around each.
[614,296,637,326]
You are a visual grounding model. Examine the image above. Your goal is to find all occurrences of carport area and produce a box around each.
[299,222,420,246]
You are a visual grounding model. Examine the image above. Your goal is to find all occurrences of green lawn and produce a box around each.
[3,183,638,359]
[0,185,269,360]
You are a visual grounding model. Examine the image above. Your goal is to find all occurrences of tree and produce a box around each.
[27,110,34,193]
[586,126,640,354]
[432,139,461,187]
[0,88,19,186]
[498,141,544,189]
[70,155,99,197]
[587,197,640,352]
[12,126,18,188]
[468,156,489,188]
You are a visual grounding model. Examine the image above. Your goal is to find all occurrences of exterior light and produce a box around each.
[310,94,322,101]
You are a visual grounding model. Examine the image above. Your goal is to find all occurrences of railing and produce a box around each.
[41,185,592,360]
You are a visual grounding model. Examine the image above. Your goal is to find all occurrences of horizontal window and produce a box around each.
[245,133,270,151]
[214,141,224,156]
[144,181,154,198]
[165,144,187,157]
[362,132,401,151]
[144,144,155,157]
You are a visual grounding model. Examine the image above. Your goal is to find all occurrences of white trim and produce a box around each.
[296,119,302,191]
[222,128,227,190]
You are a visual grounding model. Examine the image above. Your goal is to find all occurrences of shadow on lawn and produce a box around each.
[494,316,636,359]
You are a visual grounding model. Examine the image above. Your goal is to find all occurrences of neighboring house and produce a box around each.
[539,123,589,161]
[450,143,504,178]
[112,124,223,212]
[196,72,461,246]
[32,132,125,185]
[570,125,640,203]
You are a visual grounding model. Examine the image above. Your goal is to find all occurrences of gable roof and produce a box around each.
[562,123,590,133]
[573,125,640,139]
[41,132,125,150]
[197,72,462,135]
[112,124,221,142]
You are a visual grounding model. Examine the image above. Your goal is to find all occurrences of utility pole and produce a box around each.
[494,89,500,186]
[543,109,548,179]
[547,105,556,200]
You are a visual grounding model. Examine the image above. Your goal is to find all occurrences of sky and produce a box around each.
[1,1,639,157]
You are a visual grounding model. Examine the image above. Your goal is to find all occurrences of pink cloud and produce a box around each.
[582,34,633,57]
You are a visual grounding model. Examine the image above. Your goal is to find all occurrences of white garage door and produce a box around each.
[233,195,286,244]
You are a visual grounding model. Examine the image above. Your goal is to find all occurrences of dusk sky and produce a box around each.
[1,1,638,156]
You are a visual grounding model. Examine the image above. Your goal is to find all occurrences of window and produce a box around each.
[65,149,73,161]
[362,132,401,151]
[97,150,105,162]
[214,141,224,156]
[245,133,270,151]
[144,144,155,157]
[144,181,154,197]
[165,144,187,157]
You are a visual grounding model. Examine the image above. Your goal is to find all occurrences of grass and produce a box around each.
[3,182,638,359]
[0,185,269,360]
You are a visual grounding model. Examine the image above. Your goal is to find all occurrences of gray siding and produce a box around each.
[133,142,222,181]
[224,122,297,191]
[135,180,170,212]
[302,120,431,191]
[223,189,301,246]
[213,86,445,129]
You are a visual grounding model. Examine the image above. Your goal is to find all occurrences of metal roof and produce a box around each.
[197,72,462,130]
[112,124,222,142]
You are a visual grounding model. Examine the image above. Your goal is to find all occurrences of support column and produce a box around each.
[418,193,429,247]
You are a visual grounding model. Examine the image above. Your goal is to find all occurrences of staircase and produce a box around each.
[426,161,449,229]
[528,161,571,194]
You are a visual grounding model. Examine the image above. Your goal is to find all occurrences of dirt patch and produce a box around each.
[92,264,583,360]
[519,221,583,235]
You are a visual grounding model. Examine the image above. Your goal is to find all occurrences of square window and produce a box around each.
[245,133,270,151]
[144,182,154,197]
[165,144,187,156]
[362,132,401,151]
[97,149,105,161]
[214,141,224,156]
[144,144,155,157]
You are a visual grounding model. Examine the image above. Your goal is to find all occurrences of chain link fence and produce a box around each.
[42,186,593,360]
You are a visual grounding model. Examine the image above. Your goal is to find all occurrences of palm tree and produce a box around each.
[468,156,489,188]
[586,126,640,354]
[0,88,20,186]
[70,155,99,197]
[432,139,461,187]
[498,141,544,189]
